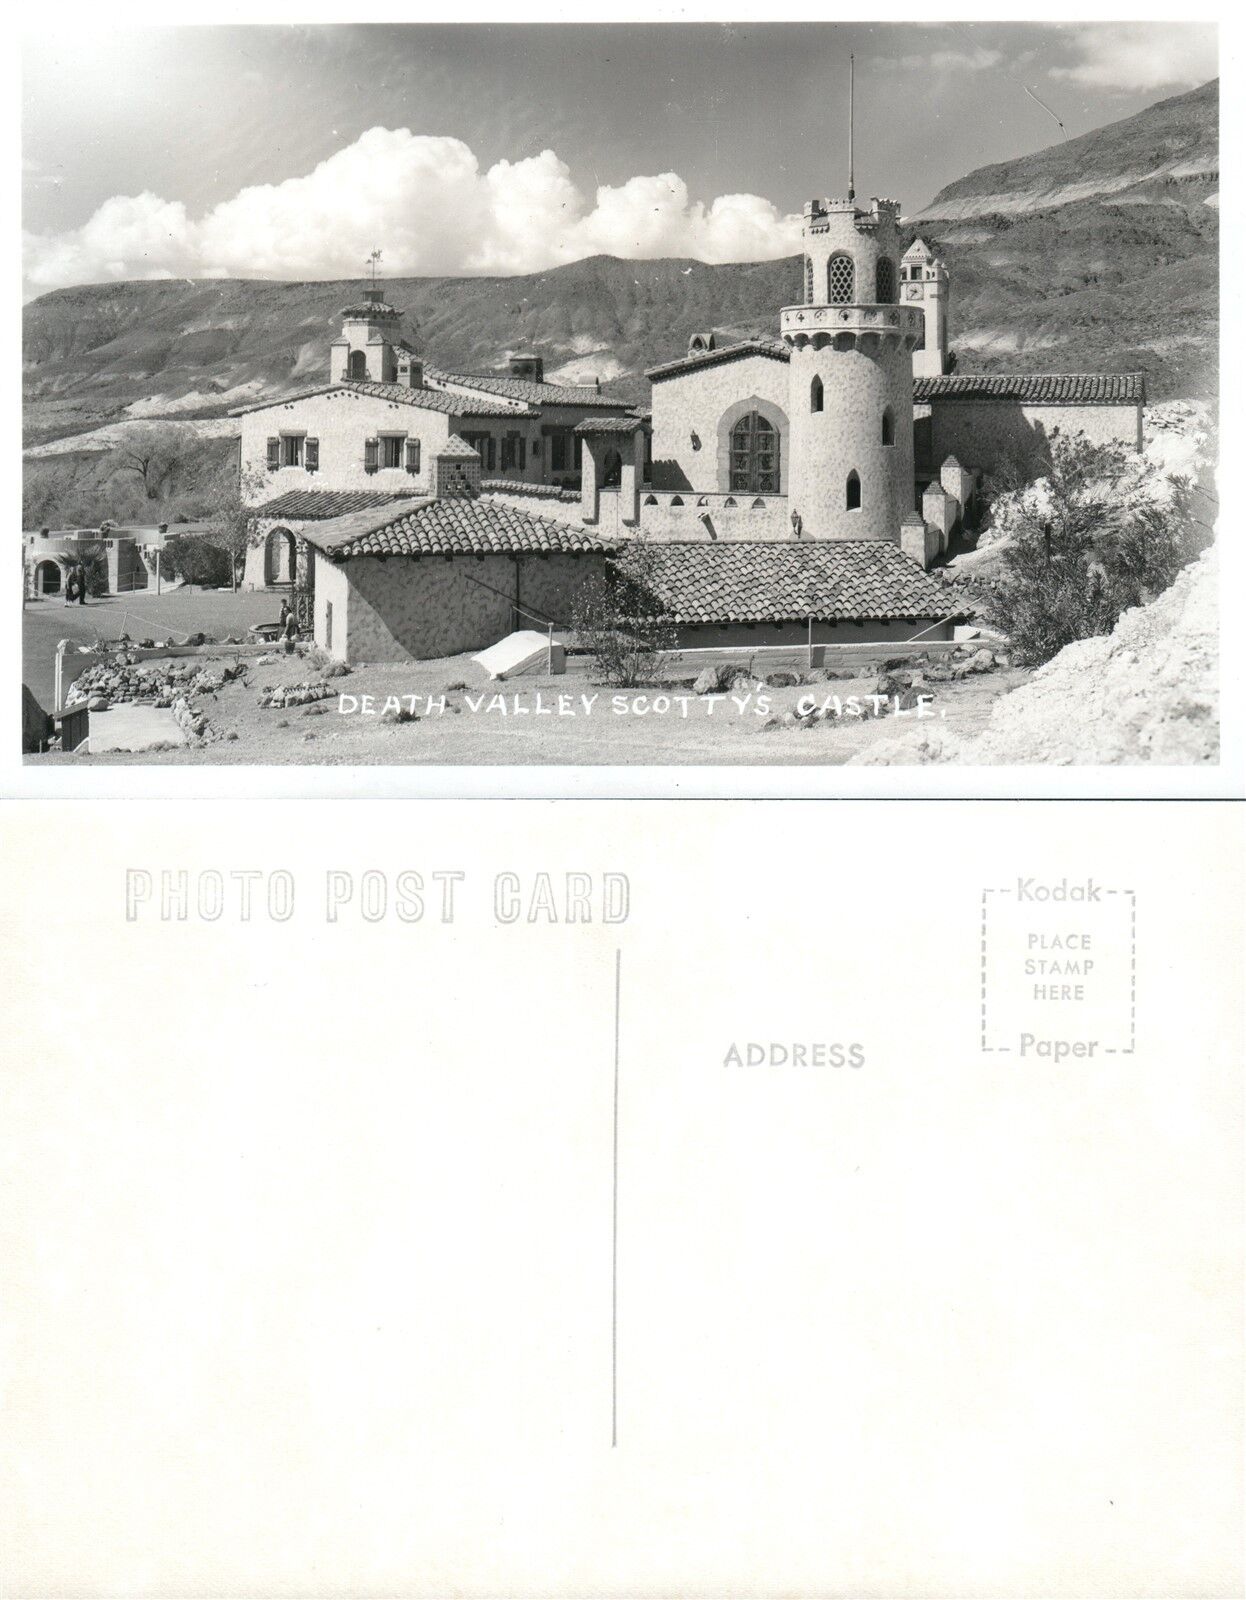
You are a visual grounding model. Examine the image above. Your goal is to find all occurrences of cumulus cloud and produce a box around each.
[1050,22,1217,91]
[23,127,803,295]
[887,46,1005,73]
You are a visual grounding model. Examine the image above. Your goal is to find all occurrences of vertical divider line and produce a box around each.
[612,946,621,1449]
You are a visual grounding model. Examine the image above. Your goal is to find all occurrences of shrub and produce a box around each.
[570,542,678,688]
[160,534,232,589]
[975,434,1208,667]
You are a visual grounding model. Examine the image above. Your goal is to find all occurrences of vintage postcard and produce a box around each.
[1,798,1242,1594]
[14,17,1232,786]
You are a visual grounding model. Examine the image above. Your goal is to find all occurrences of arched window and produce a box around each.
[828,253,854,304]
[804,256,814,305]
[729,412,780,493]
[881,407,895,446]
[876,258,896,303]
[348,349,367,381]
[846,471,862,511]
[810,376,823,413]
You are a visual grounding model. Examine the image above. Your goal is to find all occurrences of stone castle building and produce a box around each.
[230,188,1145,666]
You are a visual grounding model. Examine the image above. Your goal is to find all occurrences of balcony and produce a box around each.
[780,303,925,352]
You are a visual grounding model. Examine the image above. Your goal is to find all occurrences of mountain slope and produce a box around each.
[909,80,1217,395]
[23,80,1218,448]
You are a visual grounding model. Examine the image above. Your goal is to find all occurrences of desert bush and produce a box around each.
[975,434,1207,667]
[570,542,677,687]
[160,534,232,589]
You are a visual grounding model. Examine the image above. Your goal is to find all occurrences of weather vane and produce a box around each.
[367,248,382,288]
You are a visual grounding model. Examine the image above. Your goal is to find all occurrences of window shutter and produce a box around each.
[518,437,527,470]
[305,437,319,473]
[487,438,496,471]
[266,437,280,471]
[405,439,420,474]
[364,437,379,474]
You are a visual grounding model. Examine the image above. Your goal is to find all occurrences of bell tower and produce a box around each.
[330,250,405,385]
[902,238,949,379]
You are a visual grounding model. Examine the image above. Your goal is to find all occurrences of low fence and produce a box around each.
[646,638,963,680]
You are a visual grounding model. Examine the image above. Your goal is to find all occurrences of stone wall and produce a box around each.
[313,550,606,664]
[927,400,1144,476]
[649,353,791,494]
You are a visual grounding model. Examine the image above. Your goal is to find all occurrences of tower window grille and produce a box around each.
[804,256,814,305]
[729,412,780,494]
[828,253,854,304]
[876,258,896,303]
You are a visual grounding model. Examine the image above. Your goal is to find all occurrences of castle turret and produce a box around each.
[902,238,949,379]
[780,197,923,541]
[330,284,406,385]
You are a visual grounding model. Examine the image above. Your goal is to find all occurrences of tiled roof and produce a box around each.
[340,301,402,317]
[341,380,533,416]
[255,489,423,521]
[306,499,618,561]
[636,540,958,623]
[574,414,645,435]
[229,382,531,418]
[426,368,627,408]
[914,372,1145,405]
[480,480,580,502]
[646,338,790,383]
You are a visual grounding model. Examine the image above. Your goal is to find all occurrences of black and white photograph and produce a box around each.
[19,19,1221,769]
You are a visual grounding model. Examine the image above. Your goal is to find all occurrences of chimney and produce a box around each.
[396,349,424,389]
[431,437,482,500]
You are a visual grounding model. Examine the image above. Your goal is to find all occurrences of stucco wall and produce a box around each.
[787,340,916,541]
[313,550,606,663]
[928,401,1144,475]
[639,492,791,542]
[649,354,791,494]
[240,390,452,501]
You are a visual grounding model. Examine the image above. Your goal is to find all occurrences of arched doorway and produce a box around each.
[35,560,61,594]
[264,528,297,587]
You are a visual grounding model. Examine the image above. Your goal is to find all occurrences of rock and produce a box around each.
[325,661,350,677]
[693,666,726,695]
[226,731,238,741]
[993,653,1012,668]
[302,704,328,716]
[87,695,110,712]
[139,638,155,648]
[970,648,996,673]
[765,671,800,688]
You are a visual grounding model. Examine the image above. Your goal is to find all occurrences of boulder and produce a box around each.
[765,671,800,688]
[970,648,996,673]
[693,666,726,695]
[87,695,110,712]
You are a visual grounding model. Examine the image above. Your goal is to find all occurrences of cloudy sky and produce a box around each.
[22,20,1217,300]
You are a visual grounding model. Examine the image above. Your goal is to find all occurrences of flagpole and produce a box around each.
[848,52,855,202]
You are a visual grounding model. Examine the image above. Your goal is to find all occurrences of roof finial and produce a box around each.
[367,248,382,289]
[848,53,855,203]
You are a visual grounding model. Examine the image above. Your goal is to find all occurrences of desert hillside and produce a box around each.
[23,80,1217,449]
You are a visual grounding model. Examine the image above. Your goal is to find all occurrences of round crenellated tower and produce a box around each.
[781,197,924,542]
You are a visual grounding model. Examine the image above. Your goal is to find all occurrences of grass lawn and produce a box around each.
[22,587,287,708]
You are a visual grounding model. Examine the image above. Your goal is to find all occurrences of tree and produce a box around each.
[112,424,199,501]
[975,433,1207,667]
[570,540,678,687]
[201,463,268,592]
